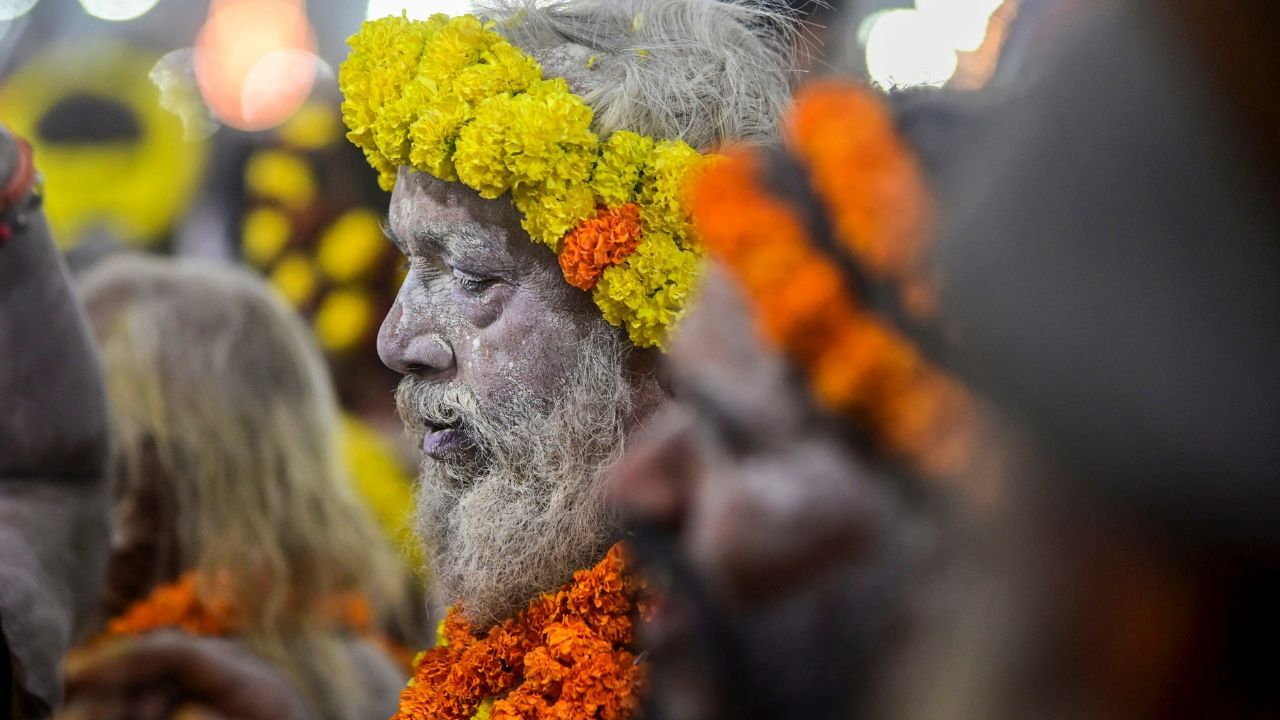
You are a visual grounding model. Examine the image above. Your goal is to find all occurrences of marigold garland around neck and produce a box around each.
[339,13,708,349]
[690,81,977,482]
[393,543,645,720]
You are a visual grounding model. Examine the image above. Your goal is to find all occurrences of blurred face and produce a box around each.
[380,169,663,624]
[611,267,895,720]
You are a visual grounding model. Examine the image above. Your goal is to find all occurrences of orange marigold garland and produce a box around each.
[690,119,975,481]
[105,572,241,637]
[784,80,935,319]
[394,543,645,720]
[558,204,644,291]
[97,570,412,670]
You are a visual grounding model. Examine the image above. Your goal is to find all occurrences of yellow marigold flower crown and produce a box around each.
[340,13,710,349]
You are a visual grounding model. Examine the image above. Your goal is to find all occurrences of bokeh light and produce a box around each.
[78,0,161,22]
[365,0,475,20]
[0,0,37,22]
[194,0,318,132]
[861,0,1005,89]
[915,0,1005,52]
[862,9,959,90]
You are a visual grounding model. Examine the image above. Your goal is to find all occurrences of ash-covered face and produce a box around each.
[379,168,661,625]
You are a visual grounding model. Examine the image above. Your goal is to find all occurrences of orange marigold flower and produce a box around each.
[690,130,977,483]
[558,204,644,291]
[392,542,646,720]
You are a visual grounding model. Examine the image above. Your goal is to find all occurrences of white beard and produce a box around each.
[397,330,633,626]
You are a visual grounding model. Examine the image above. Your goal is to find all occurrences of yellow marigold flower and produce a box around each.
[593,232,701,348]
[639,140,705,240]
[454,94,518,198]
[318,208,387,283]
[513,182,596,251]
[592,131,654,206]
[408,94,470,181]
[501,79,596,187]
[340,12,708,348]
[340,14,448,188]
[418,14,497,89]
[270,251,318,307]
[315,288,375,352]
[241,207,291,268]
[453,40,542,103]
[244,150,315,209]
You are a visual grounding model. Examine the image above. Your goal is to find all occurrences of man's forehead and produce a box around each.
[391,169,518,224]
[388,171,522,255]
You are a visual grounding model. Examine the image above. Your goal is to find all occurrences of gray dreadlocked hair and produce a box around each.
[478,0,800,150]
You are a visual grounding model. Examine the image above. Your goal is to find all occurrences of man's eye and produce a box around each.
[452,269,497,294]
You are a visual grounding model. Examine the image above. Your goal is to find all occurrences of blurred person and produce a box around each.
[610,80,987,720]
[1,124,113,719]
[909,0,1280,717]
[67,255,412,720]
[64,1,797,717]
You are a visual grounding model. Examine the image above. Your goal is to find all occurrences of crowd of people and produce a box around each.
[1,0,1277,719]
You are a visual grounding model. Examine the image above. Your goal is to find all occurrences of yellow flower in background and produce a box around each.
[0,44,208,250]
[315,288,375,352]
[241,207,292,267]
[245,149,316,209]
[340,415,424,572]
[318,209,387,283]
[270,251,318,307]
[279,103,341,150]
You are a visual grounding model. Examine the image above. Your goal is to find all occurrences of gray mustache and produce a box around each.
[395,377,484,434]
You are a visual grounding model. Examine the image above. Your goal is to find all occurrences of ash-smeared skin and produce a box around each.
[379,168,667,622]
[380,168,614,419]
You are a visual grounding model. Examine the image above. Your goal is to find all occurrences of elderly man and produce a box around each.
[62,1,793,718]
[1,125,111,718]
[345,1,793,715]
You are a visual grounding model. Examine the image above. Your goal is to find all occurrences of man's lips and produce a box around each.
[421,422,467,457]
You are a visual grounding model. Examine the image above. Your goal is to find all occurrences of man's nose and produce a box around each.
[608,406,699,530]
[376,300,456,377]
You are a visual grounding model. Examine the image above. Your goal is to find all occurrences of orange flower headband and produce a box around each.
[690,80,975,481]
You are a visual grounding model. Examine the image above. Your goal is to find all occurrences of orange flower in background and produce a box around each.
[690,101,976,483]
[559,204,644,290]
[105,572,240,638]
[95,570,412,671]
[393,543,645,720]
[785,80,932,289]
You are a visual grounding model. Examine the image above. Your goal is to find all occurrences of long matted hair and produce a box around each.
[80,254,409,719]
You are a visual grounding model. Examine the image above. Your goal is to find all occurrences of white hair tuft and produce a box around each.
[477,0,801,149]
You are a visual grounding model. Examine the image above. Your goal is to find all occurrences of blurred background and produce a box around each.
[0,0,1024,575]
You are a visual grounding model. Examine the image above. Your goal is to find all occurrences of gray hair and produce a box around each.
[479,0,800,149]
